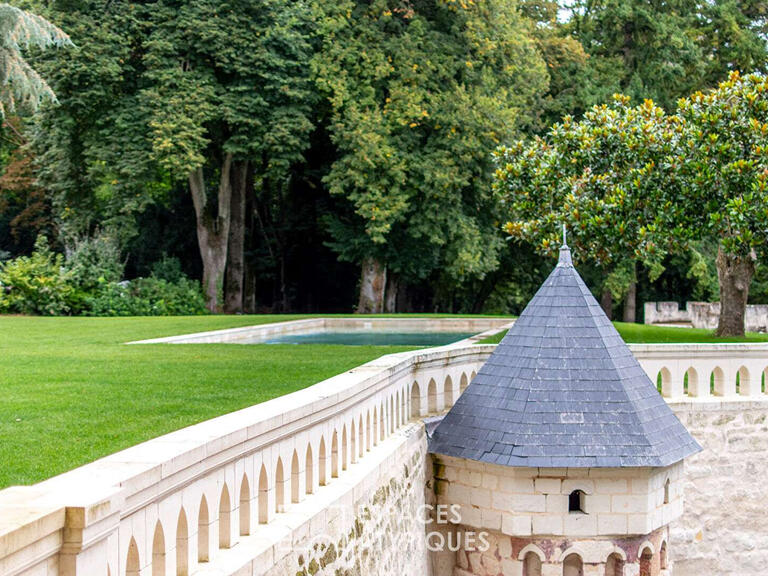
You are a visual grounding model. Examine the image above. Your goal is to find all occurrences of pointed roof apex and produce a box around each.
[429,250,701,469]
[558,243,573,267]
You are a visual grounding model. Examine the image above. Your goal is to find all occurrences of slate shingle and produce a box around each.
[429,244,701,468]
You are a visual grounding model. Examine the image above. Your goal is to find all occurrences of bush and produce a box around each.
[0,236,75,315]
[65,233,124,293]
[87,276,207,316]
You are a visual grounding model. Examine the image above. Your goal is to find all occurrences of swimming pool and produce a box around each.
[262,331,475,346]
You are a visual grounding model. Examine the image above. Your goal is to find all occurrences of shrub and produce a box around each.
[65,233,124,293]
[87,276,207,316]
[0,236,74,315]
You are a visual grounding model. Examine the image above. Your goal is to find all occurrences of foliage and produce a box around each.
[86,276,207,317]
[0,235,73,314]
[494,96,686,281]
[65,232,123,293]
[676,71,768,259]
[315,0,548,286]
[0,4,70,117]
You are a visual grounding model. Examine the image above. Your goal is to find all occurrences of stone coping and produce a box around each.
[127,316,513,344]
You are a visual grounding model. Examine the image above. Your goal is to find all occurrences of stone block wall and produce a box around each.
[670,401,768,576]
[433,456,684,539]
[264,426,430,576]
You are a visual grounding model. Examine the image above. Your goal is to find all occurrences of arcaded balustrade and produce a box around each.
[0,345,491,576]
[1,341,766,576]
[630,343,768,399]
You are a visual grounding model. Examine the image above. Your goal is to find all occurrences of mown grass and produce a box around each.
[477,321,768,344]
[4,314,764,489]
[0,315,427,488]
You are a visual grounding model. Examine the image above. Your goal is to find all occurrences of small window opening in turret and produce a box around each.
[568,490,586,513]
[664,479,670,504]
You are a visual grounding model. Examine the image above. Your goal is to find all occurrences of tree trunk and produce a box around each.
[357,257,386,314]
[223,161,248,314]
[600,287,613,320]
[384,273,399,313]
[189,153,233,313]
[715,246,755,337]
[623,280,637,323]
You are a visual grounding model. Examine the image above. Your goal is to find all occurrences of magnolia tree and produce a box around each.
[495,72,768,336]
[493,97,688,319]
[676,72,768,336]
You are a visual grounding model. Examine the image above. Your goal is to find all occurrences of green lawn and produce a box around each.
[0,315,424,488]
[3,315,764,489]
[477,321,768,344]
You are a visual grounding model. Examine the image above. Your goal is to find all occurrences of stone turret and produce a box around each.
[429,243,701,576]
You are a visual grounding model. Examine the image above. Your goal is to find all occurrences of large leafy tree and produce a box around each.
[143,0,316,311]
[32,0,316,311]
[676,72,768,336]
[494,96,687,318]
[315,0,548,313]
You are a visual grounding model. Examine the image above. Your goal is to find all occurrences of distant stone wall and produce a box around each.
[670,400,768,576]
[644,301,768,332]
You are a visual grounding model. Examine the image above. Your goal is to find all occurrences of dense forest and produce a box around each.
[0,0,767,322]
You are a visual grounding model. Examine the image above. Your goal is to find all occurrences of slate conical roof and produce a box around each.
[430,244,701,468]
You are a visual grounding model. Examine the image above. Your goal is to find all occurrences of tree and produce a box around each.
[676,72,768,336]
[315,0,548,313]
[0,5,70,117]
[494,96,688,318]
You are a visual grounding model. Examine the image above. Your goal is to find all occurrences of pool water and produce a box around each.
[263,331,475,346]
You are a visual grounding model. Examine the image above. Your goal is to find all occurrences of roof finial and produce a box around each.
[558,223,572,267]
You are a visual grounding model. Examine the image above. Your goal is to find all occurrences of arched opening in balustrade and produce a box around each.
[305,444,314,494]
[258,464,268,524]
[639,546,653,576]
[341,425,348,471]
[738,365,751,395]
[152,520,165,576]
[291,450,300,503]
[686,367,700,396]
[350,418,357,463]
[763,368,767,393]
[711,366,725,396]
[239,474,250,536]
[395,391,400,429]
[444,375,454,407]
[523,551,542,576]
[604,553,624,576]
[379,402,385,441]
[331,430,339,478]
[372,407,378,446]
[563,553,583,576]
[219,483,231,549]
[275,457,285,512]
[470,370,476,380]
[660,541,668,570]
[410,381,421,418]
[358,416,364,458]
[459,373,468,393]
[664,478,670,504]
[366,411,372,451]
[319,436,327,486]
[427,379,437,413]
[176,508,188,576]
[198,495,209,562]
[126,537,140,576]
[657,367,672,397]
